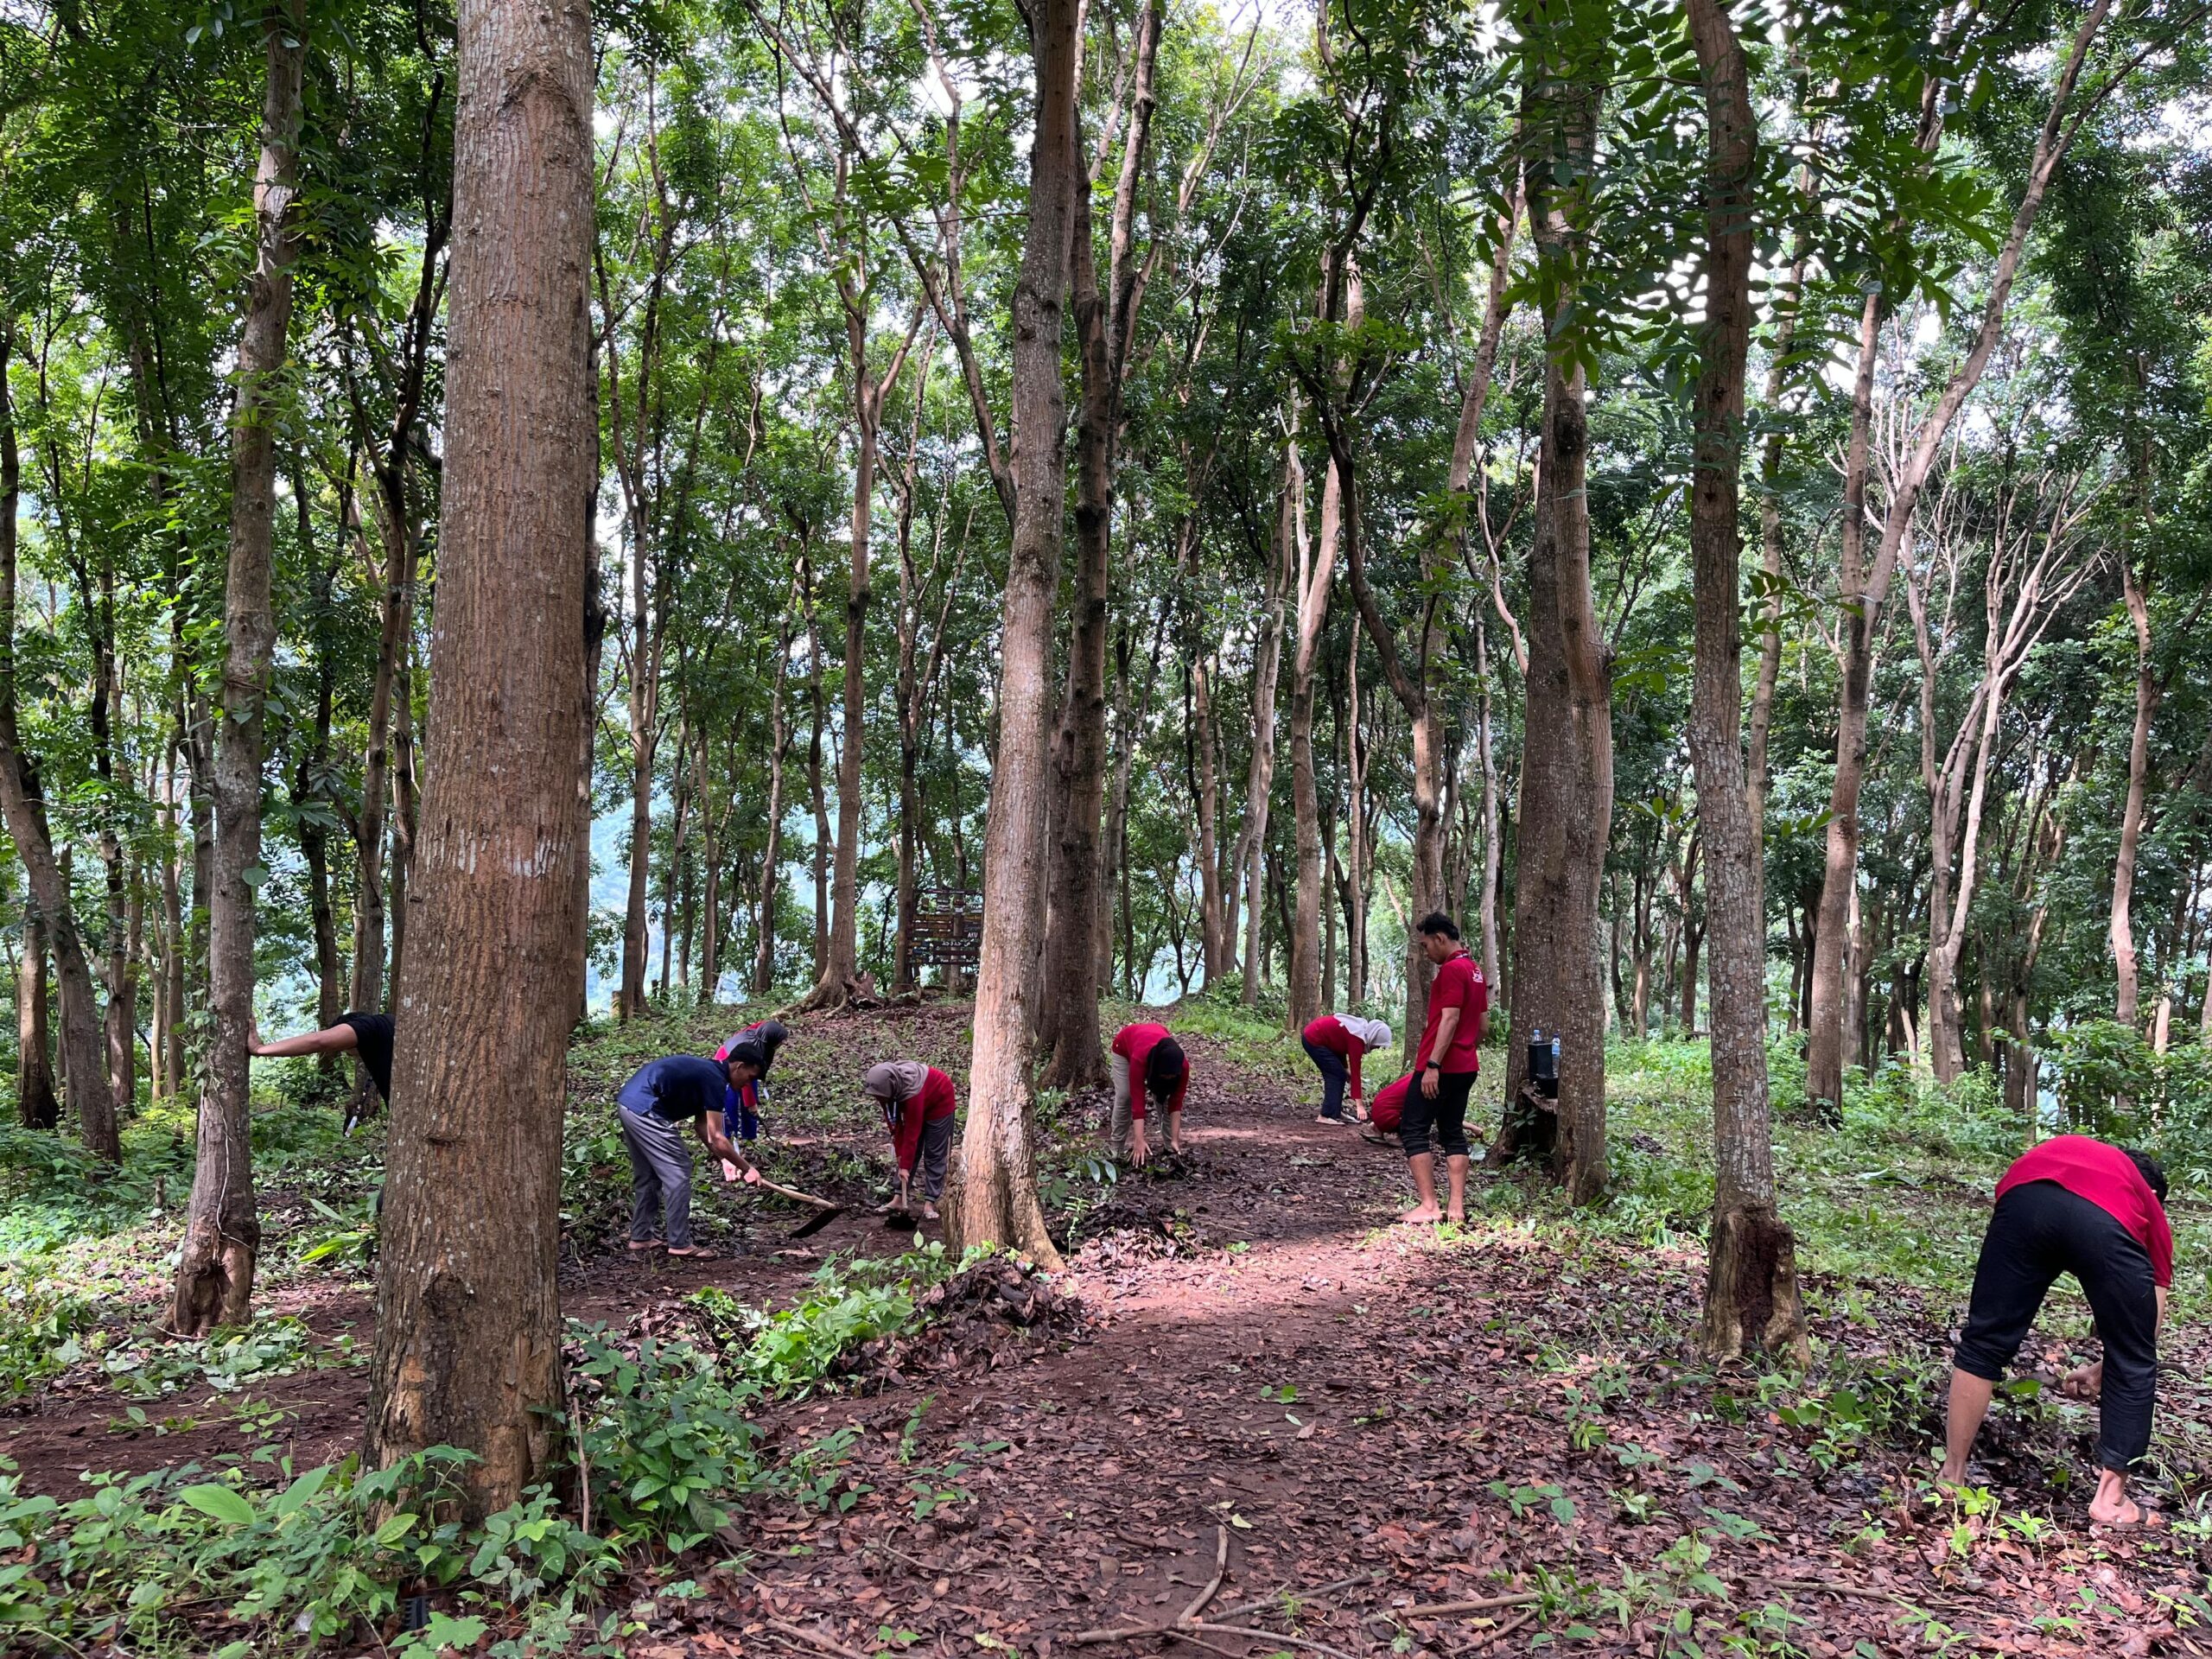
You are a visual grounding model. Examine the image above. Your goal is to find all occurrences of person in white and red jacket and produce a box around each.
[863,1060,960,1219]
[1300,1013,1390,1123]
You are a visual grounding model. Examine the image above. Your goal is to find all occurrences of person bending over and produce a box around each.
[715,1017,788,1180]
[248,1013,395,1122]
[1362,1072,1411,1142]
[249,1014,396,1102]
[863,1060,960,1220]
[1401,912,1487,1224]
[614,1053,760,1257]
[1109,1021,1189,1166]
[1942,1135,2172,1528]
[1302,1013,1391,1124]
[715,1017,788,1146]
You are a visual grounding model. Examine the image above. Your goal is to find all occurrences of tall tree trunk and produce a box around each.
[1745,240,1806,865]
[804,572,831,980]
[946,0,1077,1265]
[657,722,690,998]
[754,600,792,995]
[1241,462,1292,1008]
[297,519,346,1058]
[1686,0,1806,1363]
[390,606,423,998]
[1805,0,2111,1112]
[0,370,111,1160]
[2111,555,2154,1029]
[86,563,135,1120]
[1495,12,1611,1204]
[1287,408,1339,1027]
[1342,641,1368,1006]
[158,740,187,1100]
[1475,618,1503,991]
[353,493,397,1032]
[173,4,303,1333]
[1189,645,1226,986]
[16,909,56,1130]
[1352,175,1518,1045]
[699,742,725,999]
[1044,5,1160,1080]
[575,543,606,1023]
[800,356,885,1011]
[367,0,594,1517]
[618,536,659,1020]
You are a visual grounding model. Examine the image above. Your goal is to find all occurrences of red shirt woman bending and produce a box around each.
[1109,1022,1188,1166]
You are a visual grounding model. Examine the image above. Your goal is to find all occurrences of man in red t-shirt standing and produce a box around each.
[1401,912,1488,1224]
[1943,1135,2174,1527]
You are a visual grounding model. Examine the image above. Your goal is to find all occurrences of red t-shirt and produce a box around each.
[1302,1016,1370,1098]
[1112,1022,1188,1120]
[883,1066,960,1174]
[1369,1073,1411,1134]
[1996,1135,2173,1288]
[1415,951,1486,1074]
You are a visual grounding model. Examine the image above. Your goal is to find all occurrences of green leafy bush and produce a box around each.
[0,1281,98,1397]
[1841,1062,2017,1162]
[0,1446,528,1654]
[2049,1023,2212,1187]
[569,1330,770,1548]
[100,1316,346,1399]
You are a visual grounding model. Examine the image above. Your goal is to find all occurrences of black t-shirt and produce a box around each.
[619,1054,729,1122]
[340,1012,396,1100]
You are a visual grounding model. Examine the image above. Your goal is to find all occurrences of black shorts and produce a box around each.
[1399,1069,1477,1158]
[1955,1179,2159,1471]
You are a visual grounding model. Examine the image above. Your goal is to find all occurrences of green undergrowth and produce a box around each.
[3,1243,1001,1656]
[1596,1037,2212,1317]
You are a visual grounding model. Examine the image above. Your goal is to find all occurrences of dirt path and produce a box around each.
[7,1020,2194,1656]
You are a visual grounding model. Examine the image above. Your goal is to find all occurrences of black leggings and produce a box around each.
[1399,1069,1477,1159]
[1955,1179,2159,1472]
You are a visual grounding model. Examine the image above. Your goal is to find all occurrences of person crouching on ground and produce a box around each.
[863,1060,959,1219]
[1109,1021,1189,1166]
[615,1053,761,1257]
[715,1016,788,1181]
[1361,1072,1410,1143]
[1942,1135,2172,1528]
[1301,1011,1390,1124]
[1401,911,1487,1224]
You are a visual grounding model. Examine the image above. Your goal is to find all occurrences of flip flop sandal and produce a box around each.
[626,1241,665,1252]
[2091,1507,2165,1531]
[665,1247,720,1260]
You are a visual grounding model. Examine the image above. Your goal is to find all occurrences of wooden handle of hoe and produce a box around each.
[749,1174,838,1211]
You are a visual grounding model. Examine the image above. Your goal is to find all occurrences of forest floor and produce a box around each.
[4,998,2212,1656]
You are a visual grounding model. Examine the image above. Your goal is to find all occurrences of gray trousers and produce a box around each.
[619,1104,696,1249]
[1109,1052,1134,1156]
[915,1113,955,1203]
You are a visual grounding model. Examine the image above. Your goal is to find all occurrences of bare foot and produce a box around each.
[1445,1209,1465,1225]
[2088,1492,2146,1527]
[1398,1204,1443,1224]
[626,1240,664,1253]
